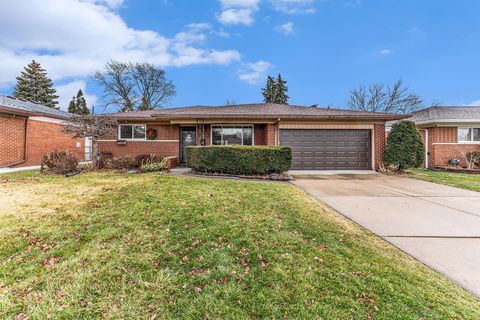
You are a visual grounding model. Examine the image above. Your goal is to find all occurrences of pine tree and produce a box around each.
[275,74,289,105]
[262,76,277,103]
[13,60,59,109]
[68,96,77,114]
[76,89,90,115]
[68,90,90,115]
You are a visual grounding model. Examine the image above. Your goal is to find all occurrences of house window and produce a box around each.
[211,125,253,146]
[119,124,146,140]
[458,128,480,143]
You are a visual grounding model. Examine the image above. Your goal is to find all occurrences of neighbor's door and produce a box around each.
[180,127,196,163]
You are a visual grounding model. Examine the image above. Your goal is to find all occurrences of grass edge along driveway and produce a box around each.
[0,171,479,319]
[408,168,480,192]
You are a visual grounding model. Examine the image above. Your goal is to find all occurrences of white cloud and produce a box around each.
[217,0,259,25]
[276,22,294,35]
[220,0,260,8]
[269,0,316,14]
[56,80,97,111]
[237,60,272,84]
[216,0,315,26]
[0,0,240,87]
[217,8,256,25]
[379,48,392,55]
[468,100,480,106]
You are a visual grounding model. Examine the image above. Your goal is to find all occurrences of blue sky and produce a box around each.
[0,0,479,112]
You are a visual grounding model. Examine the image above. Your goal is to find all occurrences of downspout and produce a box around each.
[424,128,429,169]
[3,115,28,167]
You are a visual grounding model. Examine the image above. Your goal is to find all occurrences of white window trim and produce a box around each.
[458,127,480,143]
[118,124,147,141]
[210,124,255,146]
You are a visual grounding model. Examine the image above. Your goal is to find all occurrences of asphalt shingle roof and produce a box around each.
[409,106,480,122]
[0,95,69,118]
[111,103,406,120]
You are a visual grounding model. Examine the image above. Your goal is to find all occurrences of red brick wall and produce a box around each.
[420,126,480,167]
[374,124,386,170]
[98,123,180,161]
[0,114,26,166]
[1,115,85,167]
[254,124,267,145]
[23,119,85,167]
[266,123,276,145]
[431,144,480,166]
[98,141,179,159]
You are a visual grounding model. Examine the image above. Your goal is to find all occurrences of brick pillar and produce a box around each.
[374,123,385,170]
[266,123,277,146]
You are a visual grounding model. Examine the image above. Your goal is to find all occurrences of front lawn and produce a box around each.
[408,168,480,192]
[1,171,479,319]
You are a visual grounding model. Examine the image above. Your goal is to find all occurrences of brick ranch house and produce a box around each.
[406,106,480,168]
[99,103,406,170]
[0,95,86,168]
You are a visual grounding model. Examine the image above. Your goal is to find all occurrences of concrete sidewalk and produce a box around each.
[291,173,480,297]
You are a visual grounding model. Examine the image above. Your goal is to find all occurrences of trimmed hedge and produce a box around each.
[186,145,292,175]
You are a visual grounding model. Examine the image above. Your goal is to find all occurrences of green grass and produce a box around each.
[408,168,480,192]
[1,172,479,319]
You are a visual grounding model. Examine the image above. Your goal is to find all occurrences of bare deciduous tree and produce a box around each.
[131,62,176,111]
[93,60,176,112]
[347,79,423,114]
[62,115,117,168]
[93,61,135,112]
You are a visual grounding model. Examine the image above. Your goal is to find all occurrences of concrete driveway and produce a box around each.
[291,173,480,297]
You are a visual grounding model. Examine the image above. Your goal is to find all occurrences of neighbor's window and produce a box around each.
[119,124,146,140]
[458,128,480,142]
[211,125,253,146]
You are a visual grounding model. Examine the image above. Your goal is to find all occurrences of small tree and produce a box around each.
[13,60,59,108]
[62,115,117,168]
[262,76,276,103]
[384,120,424,171]
[275,74,289,105]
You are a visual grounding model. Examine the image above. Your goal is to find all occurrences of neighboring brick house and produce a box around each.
[99,103,406,170]
[405,106,480,168]
[0,95,86,168]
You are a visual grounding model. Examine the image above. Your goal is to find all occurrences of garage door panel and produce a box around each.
[280,129,371,170]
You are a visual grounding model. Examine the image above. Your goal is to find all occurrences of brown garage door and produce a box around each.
[280,129,371,170]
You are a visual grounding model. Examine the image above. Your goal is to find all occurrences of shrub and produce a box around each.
[465,151,480,169]
[384,120,424,171]
[41,150,78,174]
[135,154,160,166]
[104,155,137,169]
[140,158,168,172]
[186,145,292,175]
